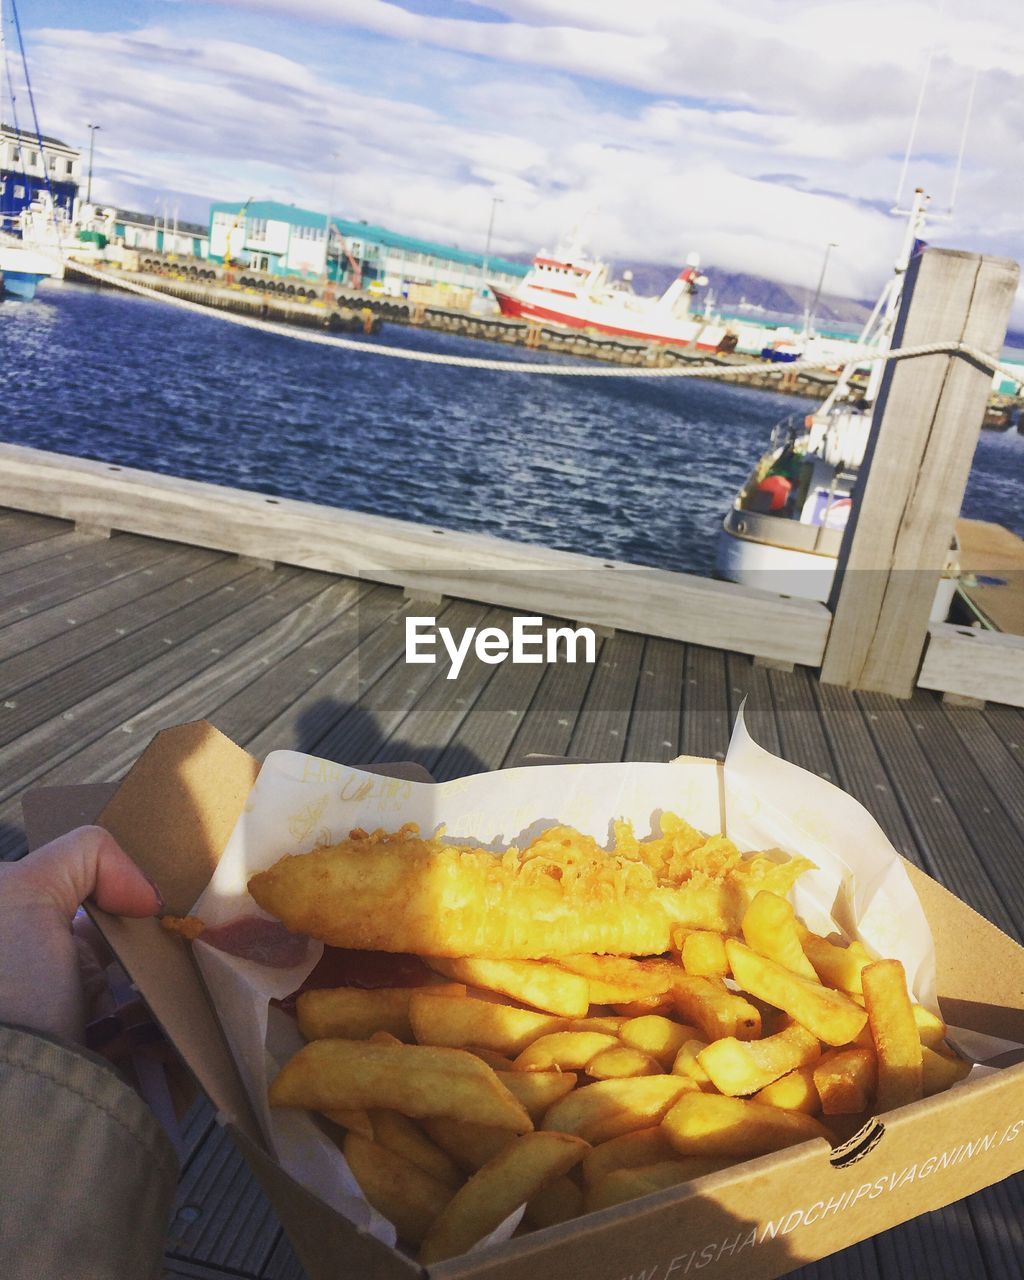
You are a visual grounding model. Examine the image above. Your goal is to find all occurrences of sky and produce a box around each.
[3,0,1023,312]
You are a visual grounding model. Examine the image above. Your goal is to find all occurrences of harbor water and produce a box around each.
[2,280,1022,576]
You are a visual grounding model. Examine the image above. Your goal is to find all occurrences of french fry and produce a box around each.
[612,996,677,1018]
[742,892,818,980]
[419,1132,589,1264]
[862,960,923,1112]
[672,974,762,1042]
[513,1031,619,1073]
[585,1157,735,1214]
[725,940,868,1046]
[409,991,566,1056]
[697,1022,821,1096]
[913,1003,948,1049]
[582,1126,677,1188]
[496,1070,578,1123]
[663,1092,832,1157]
[465,1047,517,1071]
[752,1066,821,1114]
[681,931,730,978]
[428,957,591,1018]
[269,1039,533,1132]
[813,1048,877,1115]
[671,1039,714,1090]
[566,1016,628,1035]
[321,1107,375,1137]
[921,1044,972,1096]
[801,934,873,994]
[420,1118,517,1172]
[585,1046,662,1080]
[542,1076,695,1145]
[555,955,678,1004]
[367,1109,464,1188]
[524,1174,584,1229]
[621,1015,700,1069]
[343,1133,456,1248]
[296,984,466,1042]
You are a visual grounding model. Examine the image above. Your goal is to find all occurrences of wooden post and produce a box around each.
[820,248,1018,697]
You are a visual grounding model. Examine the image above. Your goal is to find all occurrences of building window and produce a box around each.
[29,150,37,166]
[65,158,74,176]
[249,217,268,242]
[14,184,25,198]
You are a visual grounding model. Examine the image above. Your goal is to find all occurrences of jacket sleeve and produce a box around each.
[0,1023,179,1280]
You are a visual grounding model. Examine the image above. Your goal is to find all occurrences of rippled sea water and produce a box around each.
[2,281,1022,575]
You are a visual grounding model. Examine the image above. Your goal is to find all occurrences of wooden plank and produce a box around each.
[784,1237,879,1279]
[0,529,104,575]
[917,622,1024,708]
[857,691,1020,940]
[568,630,645,761]
[0,545,221,657]
[0,530,155,608]
[0,557,263,746]
[681,645,732,761]
[982,702,1024,779]
[872,1202,992,1280]
[0,554,249,700]
[936,703,1024,842]
[503,636,602,764]
[625,636,686,761]
[823,250,1019,696]
[0,510,69,552]
[965,1172,1024,1278]
[240,588,413,761]
[0,450,832,667]
[725,652,781,756]
[260,1231,306,1280]
[0,537,170,626]
[768,666,839,783]
[955,518,1024,635]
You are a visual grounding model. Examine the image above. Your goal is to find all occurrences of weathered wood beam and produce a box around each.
[821,248,1018,697]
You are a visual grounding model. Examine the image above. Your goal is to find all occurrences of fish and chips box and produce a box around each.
[22,718,1024,1280]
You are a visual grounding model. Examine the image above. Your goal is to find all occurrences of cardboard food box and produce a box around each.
[23,719,1024,1280]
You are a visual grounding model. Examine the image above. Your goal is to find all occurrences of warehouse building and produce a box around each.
[206,199,527,301]
[0,122,80,230]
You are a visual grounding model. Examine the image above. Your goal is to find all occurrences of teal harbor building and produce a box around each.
[207,199,527,299]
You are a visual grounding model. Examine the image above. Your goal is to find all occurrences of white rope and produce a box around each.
[67,261,1024,387]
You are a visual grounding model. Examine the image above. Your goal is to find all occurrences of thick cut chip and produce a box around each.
[269,1039,532,1132]
[513,1031,619,1073]
[742,892,818,980]
[681,931,731,978]
[586,1046,662,1080]
[671,1039,713,1090]
[343,1134,456,1248]
[585,1157,734,1214]
[524,1174,584,1229]
[419,1131,589,1264]
[297,984,465,1043]
[420,1118,517,1173]
[921,1045,972,1096]
[725,940,867,1046]
[663,1093,831,1157]
[621,1016,699,1069]
[813,1048,877,1115]
[496,1071,578,1123]
[801,935,872,994]
[554,955,678,1004]
[697,1022,821,1097]
[752,1067,821,1114]
[321,1107,374,1137]
[367,1109,463,1188]
[542,1075,695,1145]
[582,1126,676,1188]
[672,974,762,1042]
[862,960,923,1112]
[912,1003,948,1049]
[409,991,566,1056]
[427,957,590,1017]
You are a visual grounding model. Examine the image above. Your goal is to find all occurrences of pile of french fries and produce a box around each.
[268,889,971,1264]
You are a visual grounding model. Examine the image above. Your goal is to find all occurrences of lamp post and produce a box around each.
[85,123,100,205]
[480,195,502,299]
[807,240,838,337]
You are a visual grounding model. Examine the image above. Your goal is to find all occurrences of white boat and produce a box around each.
[0,233,60,298]
[491,236,733,352]
[715,189,960,621]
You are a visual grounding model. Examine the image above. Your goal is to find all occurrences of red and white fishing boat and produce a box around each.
[491,237,732,352]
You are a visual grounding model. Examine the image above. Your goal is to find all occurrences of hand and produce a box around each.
[0,825,163,1043]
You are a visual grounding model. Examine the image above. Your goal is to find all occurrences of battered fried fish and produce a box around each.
[247,815,813,959]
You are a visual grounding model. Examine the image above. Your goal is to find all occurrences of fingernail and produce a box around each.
[143,872,165,912]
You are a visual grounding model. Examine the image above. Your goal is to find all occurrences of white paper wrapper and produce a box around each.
[187,708,1020,1253]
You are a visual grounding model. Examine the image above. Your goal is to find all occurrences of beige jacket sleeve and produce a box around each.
[0,1023,178,1280]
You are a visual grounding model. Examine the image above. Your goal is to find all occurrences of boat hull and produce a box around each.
[1,269,46,300]
[491,286,727,353]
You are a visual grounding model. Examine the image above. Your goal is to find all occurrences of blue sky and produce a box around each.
[5,1,1022,307]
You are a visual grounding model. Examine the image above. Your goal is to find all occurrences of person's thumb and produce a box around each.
[17,825,163,920]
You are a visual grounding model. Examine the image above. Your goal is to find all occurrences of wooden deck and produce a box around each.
[1,508,1022,1280]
